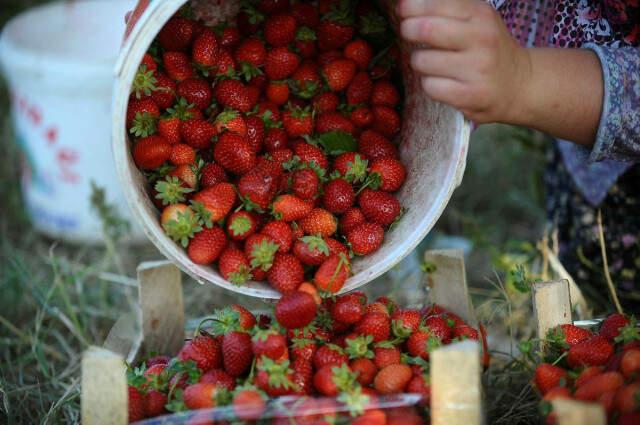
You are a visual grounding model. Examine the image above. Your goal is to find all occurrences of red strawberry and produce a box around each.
[255,357,296,397]
[292,168,320,200]
[294,142,329,169]
[424,316,453,344]
[322,179,355,214]
[292,2,319,27]
[313,92,340,113]
[372,106,401,138]
[265,47,301,80]
[226,211,258,241]
[359,189,401,226]
[163,51,194,82]
[268,253,305,293]
[316,112,356,134]
[160,117,182,145]
[264,13,297,47]
[293,236,330,266]
[299,208,338,237]
[407,375,431,406]
[291,338,318,362]
[275,291,318,329]
[359,130,398,160]
[322,59,357,92]
[340,208,366,235]
[272,195,314,222]
[169,164,198,189]
[183,383,218,410]
[262,221,294,253]
[214,48,237,76]
[373,345,401,369]
[235,37,267,67]
[295,27,318,59]
[233,388,267,421]
[390,309,422,336]
[127,98,160,128]
[407,328,439,360]
[214,109,247,137]
[177,78,212,111]
[314,364,352,397]
[371,80,401,107]
[534,363,568,395]
[355,312,391,343]
[283,106,315,138]
[188,227,228,265]
[600,313,630,341]
[237,3,265,36]
[200,163,228,188]
[264,128,288,151]
[453,324,480,341]
[178,334,222,372]
[370,158,406,192]
[547,324,593,351]
[291,356,314,395]
[214,79,254,113]
[568,335,615,368]
[351,358,377,386]
[200,369,236,390]
[219,247,253,285]
[128,387,145,423]
[314,344,349,369]
[344,39,373,70]
[615,382,640,414]
[252,329,288,360]
[150,73,177,110]
[222,331,253,377]
[621,349,640,380]
[350,106,374,128]
[574,371,624,401]
[347,72,373,105]
[144,390,167,418]
[266,81,291,105]
[214,133,257,175]
[192,29,219,69]
[192,183,236,222]
[318,49,344,66]
[245,115,266,153]
[374,364,412,395]
[238,170,279,211]
[133,136,171,170]
[318,14,355,51]
[157,17,195,51]
[290,62,322,99]
[315,253,350,293]
[180,119,217,149]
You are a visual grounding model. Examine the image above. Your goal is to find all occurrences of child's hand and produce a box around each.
[397,0,531,124]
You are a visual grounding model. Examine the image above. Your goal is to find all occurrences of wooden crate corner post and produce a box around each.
[552,399,607,425]
[81,346,128,425]
[431,339,484,425]
[532,280,572,353]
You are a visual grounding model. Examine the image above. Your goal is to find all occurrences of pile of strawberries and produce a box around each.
[532,314,640,425]
[127,0,407,294]
[126,290,487,424]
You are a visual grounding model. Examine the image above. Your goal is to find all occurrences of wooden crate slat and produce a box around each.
[552,399,606,425]
[81,347,128,425]
[532,280,572,353]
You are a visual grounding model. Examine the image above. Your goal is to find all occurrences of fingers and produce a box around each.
[420,77,470,109]
[397,0,475,20]
[411,50,466,80]
[401,17,472,50]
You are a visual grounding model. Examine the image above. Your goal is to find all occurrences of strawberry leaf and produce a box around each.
[317,131,358,156]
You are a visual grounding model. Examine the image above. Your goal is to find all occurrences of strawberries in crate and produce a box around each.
[126,292,487,424]
[127,0,407,296]
[531,313,640,424]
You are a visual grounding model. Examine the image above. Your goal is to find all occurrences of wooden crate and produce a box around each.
[82,250,485,425]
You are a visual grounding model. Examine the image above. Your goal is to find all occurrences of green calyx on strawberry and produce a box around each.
[322,0,355,26]
[240,1,265,25]
[132,65,158,99]
[330,363,358,392]
[130,112,158,138]
[167,98,196,121]
[391,318,413,340]
[249,239,280,271]
[337,385,370,417]
[257,356,297,391]
[299,235,330,256]
[239,62,264,82]
[401,353,430,370]
[257,109,281,130]
[614,316,640,344]
[288,79,320,100]
[296,26,317,42]
[228,214,253,238]
[162,207,202,248]
[189,201,214,228]
[344,154,368,184]
[345,335,374,360]
[155,176,194,206]
[206,306,243,335]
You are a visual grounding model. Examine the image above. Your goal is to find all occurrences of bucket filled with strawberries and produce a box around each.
[112,0,470,298]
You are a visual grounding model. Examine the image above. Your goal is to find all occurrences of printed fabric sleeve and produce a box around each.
[584,44,640,163]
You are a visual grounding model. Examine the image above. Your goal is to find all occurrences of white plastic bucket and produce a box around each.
[0,0,145,244]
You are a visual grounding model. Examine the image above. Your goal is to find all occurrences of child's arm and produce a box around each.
[397,0,607,147]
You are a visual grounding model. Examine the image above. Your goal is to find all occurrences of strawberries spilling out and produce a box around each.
[126,293,486,423]
[127,0,407,295]
[532,313,640,423]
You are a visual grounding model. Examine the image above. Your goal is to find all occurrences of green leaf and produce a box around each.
[317,131,358,156]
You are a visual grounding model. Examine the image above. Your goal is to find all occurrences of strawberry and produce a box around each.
[237,3,265,36]
[370,158,406,192]
[150,73,177,110]
[371,80,401,107]
[576,366,603,387]
[621,348,640,380]
[200,369,236,390]
[293,236,330,266]
[407,328,440,360]
[344,39,373,70]
[313,92,340,113]
[322,179,355,214]
[265,47,300,80]
[214,48,238,76]
[373,345,401,369]
[534,363,568,395]
[331,294,365,325]
[315,254,350,293]
[157,17,195,51]
[219,247,252,285]
[234,37,267,67]
[339,208,366,234]
[144,390,167,418]
[314,344,348,369]
[169,143,196,165]
[359,189,401,227]
[333,152,368,183]
[266,81,291,105]
[264,128,288,151]
[615,382,640,414]
[314,364,354,397]
[374,364,412,395]
[347,71,373,105]
[192,183,236,222]
[390,309,422,336]
[283,105,315,138]
[226,211,258,241]
[291,356,314,395]
[213,132,257,175]
[222,330,253,377]
[161,204,200,246]
[574,371,624,401]
[255,357,296,397]
[291,338,318,362]
[316,112,356,135]
[276,291,318,329]
[325,237,348,257]
[163,51,194,82]
[238,170,279,212]
[268,253,305,293]
[424,316,453,344]
[292,168,320,200]
[407,374,431,406]
[178,334,222,372]
[252,329,288,360]
[188,227,228,265]
[318,5,355,51]
[351,358,377,386]
[346,222,384,256]
[547,324,592,351]
[192,29,219,69]
[244,115,266,153]
[262,221,294,253]
[600,313,630,341]
[351,106,374,128]
[128,387,145,423]
[159,117,182,146]
[177,78,212,111]
[180,119,217,149]
[214,79,254,113]
[233,388,267,421]
[133,136,171,170]
[259,0,291,14]
[453,324,480,341]
[355,312,390,343]
[295,27,318,59]
[264,13,297,47]
[351,410,387,425]
[272,195,314,222]
[294,142,329,169]
[372,106,401,138]
[359,130,398,160]
[214,109,247,137]
[299,208,338,237]
[323,59,357,92]
[200,163,229,188]
[290,62,322,99]
[183,383,218,409]
[568,335,615,368]
[127,98,160,128]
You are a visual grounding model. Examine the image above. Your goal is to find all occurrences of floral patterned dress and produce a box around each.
[489,0,640,312]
